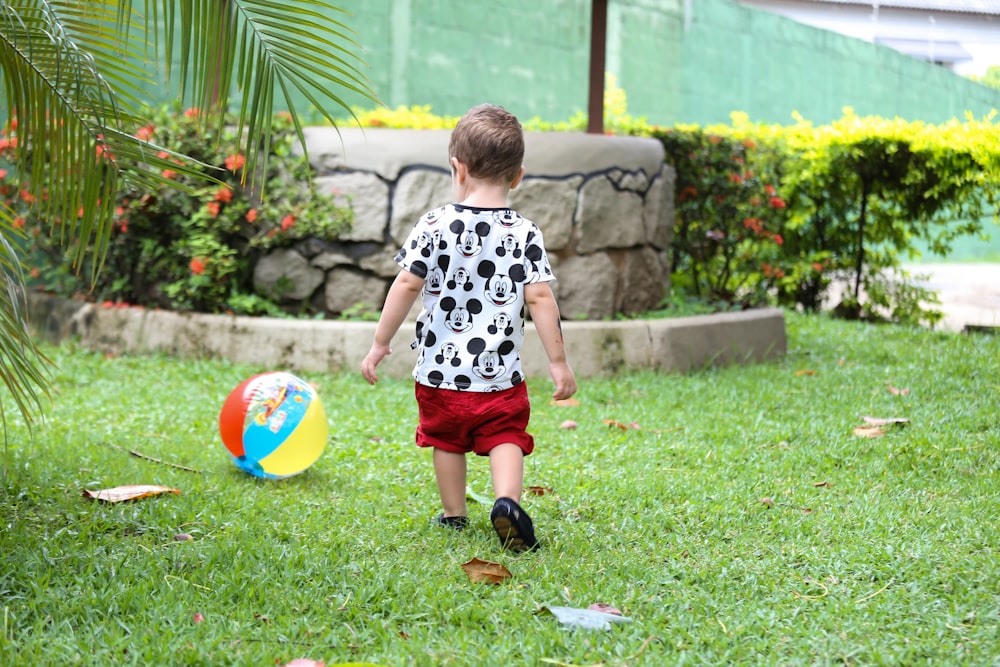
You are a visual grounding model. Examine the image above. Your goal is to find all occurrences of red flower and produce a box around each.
[742,217,763,234]
[764,184,776,196]
[29,267,39,278]
[183,107,200,118]
[214,187,233,203]
[19,189,35,203]
[743,139,756,150]
[727,173,742,184]
[206,201,220,218]
[768,196,786,209]
[678,186,699,202]
[225,153,245,171]
[246,208,258,223]
[813,262,824,273]
[0,169,7,179]
[135,125,155,141]
[162,169,177,180]
[280,214,294,231]
[190,258,207,275]
[156,150,170,160]
[12,216,25,229]
[773,234,784,246]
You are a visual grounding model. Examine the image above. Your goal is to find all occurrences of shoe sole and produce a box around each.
[492,514,536,552]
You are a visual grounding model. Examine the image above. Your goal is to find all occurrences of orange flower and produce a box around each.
[246,208,258,223]
[214,187,233,203]
[135,125,155,141]
[19,189,35,204]
[768,196,786,209]
[773,234,784,245]
[224,153,245,171]
[280,215,295,231]
[12,216,25,229]
[813,262,823,273]
[0,169,7,179]
[764,184,776,196]
[206,201,220,218]
[29,267,39,278]
[162,169,177,180]
[190,258,207,275]
[156,151,170,159]
[183,107,200,118]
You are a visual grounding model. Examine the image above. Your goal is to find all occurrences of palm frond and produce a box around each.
[0,204,52,430]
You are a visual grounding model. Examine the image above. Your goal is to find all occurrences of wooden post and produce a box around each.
[587,0,607,134]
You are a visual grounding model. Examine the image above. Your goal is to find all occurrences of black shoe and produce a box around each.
[435,514,469,530]
[490,497,538,552]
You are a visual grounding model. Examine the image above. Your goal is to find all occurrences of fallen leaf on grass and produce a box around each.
[280,660,324,667]
[794,369,817,376]
[465,486,492,505]
[82,485,181,503]
[559,420,578,430]
[537,605,633,630]
[853,426,887,438]
[192,612,204,624]
[174,533,193,541]
[760,497,775,508]
[603,419,640,430]
[812,481,832,488]
[551,398,580,407]
[526,486,553,496]
[887,384,910,395]
[587,603,623,616]
[862,416,910,427]
[461,558,512,585]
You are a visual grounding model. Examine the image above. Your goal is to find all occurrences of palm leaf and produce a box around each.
[0,0,378,430]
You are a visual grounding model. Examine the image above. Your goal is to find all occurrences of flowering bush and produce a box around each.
[7,104,351,315]
[654,124,789,308]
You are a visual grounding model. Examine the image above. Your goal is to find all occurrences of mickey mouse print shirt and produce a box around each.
[395,204,555,392]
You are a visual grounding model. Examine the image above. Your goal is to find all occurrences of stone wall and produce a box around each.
[252,128,675,320]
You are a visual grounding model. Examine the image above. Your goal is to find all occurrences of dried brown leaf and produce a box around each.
[813,481,832,488]
[551,398,580,407]
[760,497,775,508]
[587,602,623,616]
[526,486,553,497]
[853,426,886,438]
[862,416,910,427]
[887,384,910,396]
[795,369,817,376]
[460,558,512,585]
[82,485,181,503]
[603,419,640,430]
[559,420,578,429]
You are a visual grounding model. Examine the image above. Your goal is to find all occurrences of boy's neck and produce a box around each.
[456,182,511,209]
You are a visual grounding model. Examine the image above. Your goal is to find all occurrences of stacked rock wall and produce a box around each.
[253,128,675,320]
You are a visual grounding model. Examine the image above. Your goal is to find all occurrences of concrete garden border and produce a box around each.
[28,294,786,378]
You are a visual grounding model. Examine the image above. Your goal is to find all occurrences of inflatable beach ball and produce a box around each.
[218,372,328,479]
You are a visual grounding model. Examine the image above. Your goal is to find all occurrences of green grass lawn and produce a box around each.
[1,313,998,666]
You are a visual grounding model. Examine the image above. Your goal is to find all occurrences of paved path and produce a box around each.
[905,263,1000,332]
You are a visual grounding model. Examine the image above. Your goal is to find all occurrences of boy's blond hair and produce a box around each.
[449,104,524,185]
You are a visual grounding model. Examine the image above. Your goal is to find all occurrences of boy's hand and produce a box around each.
[361,343,391,385]
[549,361,577,401]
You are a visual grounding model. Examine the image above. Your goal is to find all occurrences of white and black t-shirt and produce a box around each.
[395,203,555,392]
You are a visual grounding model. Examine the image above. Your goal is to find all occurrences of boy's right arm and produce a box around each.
[524,282,577,401]
[361,269,425,385]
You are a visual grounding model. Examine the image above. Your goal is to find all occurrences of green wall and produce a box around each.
[138,0,1000,127]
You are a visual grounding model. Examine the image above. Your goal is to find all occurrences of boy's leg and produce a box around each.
[488,442,524,502]
[433,448,468,517]
[489,443,538,551]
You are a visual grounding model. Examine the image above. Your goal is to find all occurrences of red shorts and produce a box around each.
[414,382,534,456]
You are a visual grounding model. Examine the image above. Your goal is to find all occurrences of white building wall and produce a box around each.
[737,0,1000,75]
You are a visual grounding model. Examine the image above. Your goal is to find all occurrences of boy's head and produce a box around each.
[449,104,524,186]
